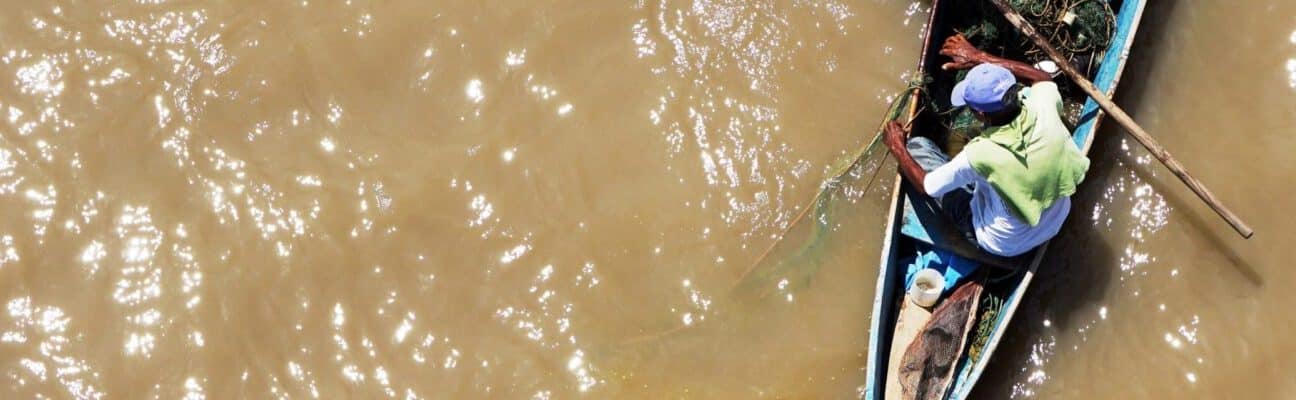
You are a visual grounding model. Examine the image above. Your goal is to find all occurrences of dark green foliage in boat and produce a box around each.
[965,292,1005,364]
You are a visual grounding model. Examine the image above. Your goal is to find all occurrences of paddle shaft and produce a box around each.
[989,0,1255,239]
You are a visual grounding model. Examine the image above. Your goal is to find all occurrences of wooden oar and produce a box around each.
[989,0,1255,239]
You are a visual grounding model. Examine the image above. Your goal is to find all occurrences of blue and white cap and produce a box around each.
[950,64,1017,113]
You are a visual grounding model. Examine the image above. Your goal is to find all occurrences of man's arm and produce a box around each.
[940,34,1052,84]
[882,121,929,195]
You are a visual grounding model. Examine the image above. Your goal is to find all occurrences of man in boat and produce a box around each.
[882,34,1090,257]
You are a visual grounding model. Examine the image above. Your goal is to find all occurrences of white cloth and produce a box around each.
[923,152,1071,257]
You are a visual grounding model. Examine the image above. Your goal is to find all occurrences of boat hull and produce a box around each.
[863,1,1148,398]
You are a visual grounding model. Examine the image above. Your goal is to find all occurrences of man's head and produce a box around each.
[951,64,1021,125]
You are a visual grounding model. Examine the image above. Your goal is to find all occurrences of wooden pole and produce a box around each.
[989,0,1254,239]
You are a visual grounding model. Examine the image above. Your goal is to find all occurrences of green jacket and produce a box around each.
[962,82,1090,226]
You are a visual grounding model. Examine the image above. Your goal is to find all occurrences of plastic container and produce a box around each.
[908,268,946,308]
[1034,60,1062,78]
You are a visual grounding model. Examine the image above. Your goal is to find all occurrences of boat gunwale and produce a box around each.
[863,1,946,396]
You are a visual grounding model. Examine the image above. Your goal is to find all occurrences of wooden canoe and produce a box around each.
[863,0,1148,399]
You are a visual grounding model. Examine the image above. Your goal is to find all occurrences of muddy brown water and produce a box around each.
[0,0,1292,398]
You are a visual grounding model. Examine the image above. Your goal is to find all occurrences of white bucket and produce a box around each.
[908,268,946,308]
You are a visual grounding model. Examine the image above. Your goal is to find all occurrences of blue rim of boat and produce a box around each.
[863,1,1148,399]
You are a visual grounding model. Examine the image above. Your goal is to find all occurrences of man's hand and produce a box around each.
[883,121,908,154]
[939,34,987,71]
[940,33,1052,84]
[882,120,930,195]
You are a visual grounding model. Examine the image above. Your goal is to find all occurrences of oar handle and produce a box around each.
[989,0,1254,239]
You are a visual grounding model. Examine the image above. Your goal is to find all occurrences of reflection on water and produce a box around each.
[0,0,914,397]
[1289,31,1296,88]
[1,0,1295,398]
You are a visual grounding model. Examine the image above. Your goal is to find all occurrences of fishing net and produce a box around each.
[623,81,930,344]
[731,77,930,299]
[899,280,983,400]
[937,0,1118,151]
[946,107,982,155]
[958,0,1116,65]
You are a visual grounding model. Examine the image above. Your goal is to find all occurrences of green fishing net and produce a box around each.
[950,109,981,137]
[733,84,924,299]
[959,0,1116,64]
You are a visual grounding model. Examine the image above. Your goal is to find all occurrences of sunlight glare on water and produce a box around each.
[0,0,914,396]
[1,0,1294,398]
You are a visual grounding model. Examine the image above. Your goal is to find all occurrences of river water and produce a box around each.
[0,0,1292,398]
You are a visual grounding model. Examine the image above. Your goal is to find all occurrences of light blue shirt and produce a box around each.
[924,151,1071,257]
[922,82,1075,257]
